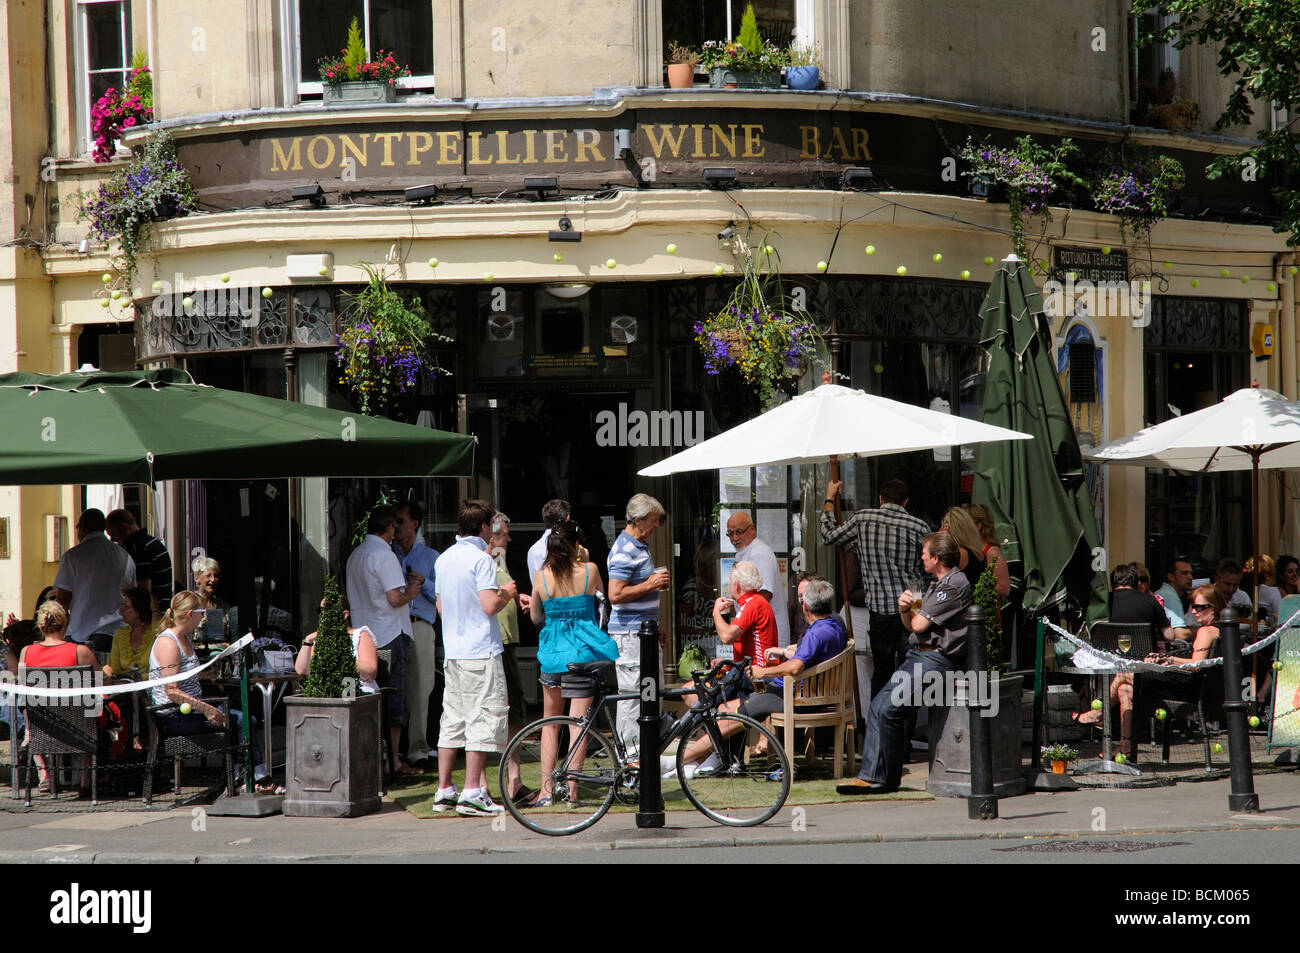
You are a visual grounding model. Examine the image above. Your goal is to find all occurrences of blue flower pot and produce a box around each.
[786,65,820,90]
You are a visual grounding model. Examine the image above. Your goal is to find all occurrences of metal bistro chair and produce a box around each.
[22,665,99,806]
[143,697,237,805]
[1139,636,1220,770]
[1086,622,1154,765]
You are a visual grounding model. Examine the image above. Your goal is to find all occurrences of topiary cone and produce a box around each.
[302,576,358,698]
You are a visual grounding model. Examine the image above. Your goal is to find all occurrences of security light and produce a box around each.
[291,184,326,207]
[548,216,582,242]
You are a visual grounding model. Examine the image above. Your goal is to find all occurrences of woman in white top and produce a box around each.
[295,595,380,694]
[150,591,274,791]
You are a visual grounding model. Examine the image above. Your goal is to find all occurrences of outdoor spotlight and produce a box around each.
[525,176,558,197]
[841,167,874,189]
[404,183,439,204]
[703,167,737,187]
[717,224,736,241]
[548,216,582,242]
[291,183,327,208]
[77,238,89,254]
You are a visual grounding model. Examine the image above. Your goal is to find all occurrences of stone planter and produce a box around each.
[926,674,1027,798]
[282,693,382,817]
[666,63,695,89]
[323,81,398,105]
[708,67,781,89]
[786,65,820,90]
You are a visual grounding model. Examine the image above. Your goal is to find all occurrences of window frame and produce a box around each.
[75,0,133,157]
[288,0,434,100]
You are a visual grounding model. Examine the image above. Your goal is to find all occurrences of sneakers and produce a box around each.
[455,788,505,817]
[431,785,460,812]
[659,754,677,778]
[694,752,723,777]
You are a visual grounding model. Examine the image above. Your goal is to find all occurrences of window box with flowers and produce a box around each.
[336,265,452,416]
[90,55,153,163]
[318,17,411,105]
[694,236,829,410]
[699,4,789,89]
[1089,151,1185,246]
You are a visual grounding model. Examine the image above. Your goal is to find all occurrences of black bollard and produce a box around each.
[636,619,665,827]
[1218,608,1260,813]
[964,604,998,819]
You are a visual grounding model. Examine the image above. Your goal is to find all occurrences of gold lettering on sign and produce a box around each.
[407,131,434,165]
[270,138,303,172]
[643,125,688,157]
[306,135,336,169]
[372,132,401,166]
[339,134,369,167]
[690,125,706,158]
[799,126,820,159]
[826,127,853,160]
[543,130,568,163]
[521,129,539,163]
[436,131,462,165]
[574,129,604,162]
[708,124,737,158]
[852,128,871,160]
[467,131,491,165]
[494,130,521,164]
[741,124,764,158]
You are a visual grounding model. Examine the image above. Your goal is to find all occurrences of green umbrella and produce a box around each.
[0,368,475,484]
[972,256,1107,621]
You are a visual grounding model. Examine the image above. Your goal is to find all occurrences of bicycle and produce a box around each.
[499,656,790,836]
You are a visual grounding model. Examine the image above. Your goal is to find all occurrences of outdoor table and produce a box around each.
[203,672,302,776]
[1058,655,1142,778]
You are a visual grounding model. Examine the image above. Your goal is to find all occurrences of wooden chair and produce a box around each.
[767,640,856,779]
[22,665,99,806]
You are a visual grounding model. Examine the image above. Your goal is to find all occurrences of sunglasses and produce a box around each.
[1191,603,1213,610]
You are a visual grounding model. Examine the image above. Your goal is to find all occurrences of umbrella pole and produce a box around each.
[827,453,863,720]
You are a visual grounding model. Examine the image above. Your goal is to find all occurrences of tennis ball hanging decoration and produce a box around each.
[99,298,111,308]
[182,296,194,308]
[816,261,828,272]
[605,258,617,269]
[1273,659,1284,671]
[427,257,438,268]
[484,272,494,281]
[666,243,678,255]
[1100,245,1111,255]
[101,273,112,284]
[1249,715,1261,728]
[864,244,876,256]
[110,290,121,300]
[180,703,192,715]
[553,252,565,262]
[1268,282,1277,292]
[1114,752,1127,764]
[1241,275,1251,284]
[1212,742,1223,754]
[318,266,329,276]
[1162,261,1172,270]
[220,273,230,283]
[261,287,273,298]
[1291,265,1299,276]
[896,265,907,276]
[983,256,994,266]
[1091,699,1103,711]
[1221,268,1231,278]
[960,269,971,280]
[1189,278,1200,288]
[713,264,725,276]
[1155,708,1167,721]
[932,253,943,263]
[764,244,775,256]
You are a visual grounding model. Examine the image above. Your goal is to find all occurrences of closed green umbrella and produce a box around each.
[972,256,1107,622]
[0,368,475,484]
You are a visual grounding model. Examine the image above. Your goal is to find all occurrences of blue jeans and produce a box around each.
[858,648,954,788]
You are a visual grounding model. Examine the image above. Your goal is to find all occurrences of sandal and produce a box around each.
[1071,710,1102,726]
[254,777,286,796]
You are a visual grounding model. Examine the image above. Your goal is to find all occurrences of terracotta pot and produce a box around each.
[1050,759,1067,774]
[666,63,695,89]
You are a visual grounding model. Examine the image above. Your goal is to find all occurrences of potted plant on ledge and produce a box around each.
[1041,744,1079,774]
[666,42,699,89]
[786,43,822,90]
[282,577,383,817]
[700,4,789,88]
[318,16,411,105]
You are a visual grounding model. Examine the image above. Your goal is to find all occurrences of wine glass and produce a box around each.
[1117,634,1132,656]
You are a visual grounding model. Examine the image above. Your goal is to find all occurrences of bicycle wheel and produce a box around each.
[675,712,790,827]
[499,716,619,836]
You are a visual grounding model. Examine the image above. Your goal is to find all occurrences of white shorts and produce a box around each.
[438,657,508,753]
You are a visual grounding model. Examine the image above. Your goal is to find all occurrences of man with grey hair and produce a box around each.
[527,498,571,585]
[607,492,670,755]
[726,511,789,647]
[669,573,848,774]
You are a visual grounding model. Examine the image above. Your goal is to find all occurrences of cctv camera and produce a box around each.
[717,226,735,241]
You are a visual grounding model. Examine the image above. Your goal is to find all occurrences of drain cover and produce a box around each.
[998,839,1189,853]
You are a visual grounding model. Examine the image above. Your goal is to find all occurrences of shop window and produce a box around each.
[75,0,132,156]
[291,0,434,99]
[662,1,801,52]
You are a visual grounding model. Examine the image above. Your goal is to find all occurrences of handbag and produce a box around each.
[677,641,711,681]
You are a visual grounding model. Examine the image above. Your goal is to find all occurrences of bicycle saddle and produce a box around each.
[567,660,615,676]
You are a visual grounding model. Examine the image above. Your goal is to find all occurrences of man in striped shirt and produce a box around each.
[106,509,173,614]
[820,478,930,698]
[607,493,669,756]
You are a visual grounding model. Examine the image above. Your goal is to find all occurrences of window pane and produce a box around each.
[88,71,124,108]
[300,0,365,83]
[84,1,129,70]
[371,0,433,75]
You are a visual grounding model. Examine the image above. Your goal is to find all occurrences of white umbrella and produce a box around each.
[637,383,1034,477]
[1084,384,1300,626]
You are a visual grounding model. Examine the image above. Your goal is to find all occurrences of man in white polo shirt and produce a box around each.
[432,499,518,817]
[53,508,137,654]
[346,505,425,774]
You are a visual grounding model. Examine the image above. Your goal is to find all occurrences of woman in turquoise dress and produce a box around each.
[529,522,618,804]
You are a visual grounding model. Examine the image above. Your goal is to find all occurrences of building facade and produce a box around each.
[1,1,1295,650]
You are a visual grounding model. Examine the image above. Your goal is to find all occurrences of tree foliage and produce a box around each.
[1140,1,1300,243]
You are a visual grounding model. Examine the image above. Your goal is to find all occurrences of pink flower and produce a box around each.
[123,117,135,128]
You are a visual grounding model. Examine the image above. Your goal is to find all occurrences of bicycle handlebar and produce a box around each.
[689,657,750,704]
